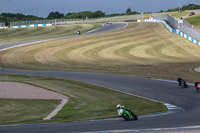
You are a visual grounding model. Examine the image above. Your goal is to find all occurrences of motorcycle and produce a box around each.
[117,104,138,121]
[195,81,200,91]
[177,78,188,88]
[77,30,81,35]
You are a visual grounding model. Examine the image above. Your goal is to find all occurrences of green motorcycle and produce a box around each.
[117,104,138,121]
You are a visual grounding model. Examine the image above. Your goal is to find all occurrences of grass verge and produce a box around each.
[0,74,167,125]
[0,24,102,43]
[184,13,200,28]
[0,98,60,125]
[170,12,189,18]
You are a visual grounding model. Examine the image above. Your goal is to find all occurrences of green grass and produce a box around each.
[0,74,166,125]
[0,24,102,43]
[0,98,60,125]
[89,14,146,23]
[170,12,189,18]
[184,14,200,28]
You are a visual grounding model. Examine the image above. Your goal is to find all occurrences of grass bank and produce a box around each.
[0,98,59,125]
[170,12,189,18]
[0,24,102,43]
[1,22,200,83]
[0,74,166,125]
[184,13,200,28]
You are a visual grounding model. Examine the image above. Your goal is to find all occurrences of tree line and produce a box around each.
[47,10,139,19]
[159,3,200,12]
[0,13,43,26]
[0,8,139,26]
[0,3,200,26]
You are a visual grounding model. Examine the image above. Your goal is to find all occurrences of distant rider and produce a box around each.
[177,78,188,88]
[195,81,199,91]
[77,30,81,35]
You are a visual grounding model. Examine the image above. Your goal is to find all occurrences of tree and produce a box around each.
[66,11,105,19]
[0,13,43,26]
[159,10,164,13]
[181,4,200,11]
[91,11,105,18]
[47,11,64,19]
[165,4,200,12]
[126,7,132,14]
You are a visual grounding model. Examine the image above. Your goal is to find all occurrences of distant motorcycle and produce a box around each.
[177,78,188,88]
[195,81,200,91]
[117,104,138,121]
[77,30,81,35]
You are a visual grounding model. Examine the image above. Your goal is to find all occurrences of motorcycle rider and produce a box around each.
[117,104,136,119]
[77,30,81,35]
[117,104,124,115]
[195,81,199,91]
[177,78,188,88]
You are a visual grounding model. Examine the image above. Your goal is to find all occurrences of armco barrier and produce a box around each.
[145,19,200,46]
[10,24,52,29]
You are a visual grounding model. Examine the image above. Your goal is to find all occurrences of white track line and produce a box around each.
[0,39,53,52]
[0,24,100,52]
[86,24,104,34]
[86,125,200,133]
[78,80,184,118]
[0,23,126,52]
[151,78,194,86]
[0,23,183,122]
[43,99,68,120]
[119,22,128,30]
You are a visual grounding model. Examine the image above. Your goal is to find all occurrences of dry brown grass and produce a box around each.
[0,22,200,82]
[0,24,101,43]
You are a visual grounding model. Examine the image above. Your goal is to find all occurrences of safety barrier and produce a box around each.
[0,26,8,29]
[145,19,199,46]
[10,24,52,29]
[0,22,5,27]
[152,14,200,41]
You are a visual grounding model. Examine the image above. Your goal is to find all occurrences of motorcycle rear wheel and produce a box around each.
[133,115,138,120]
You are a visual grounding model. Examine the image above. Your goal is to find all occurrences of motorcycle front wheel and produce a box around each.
[121,114,130,121]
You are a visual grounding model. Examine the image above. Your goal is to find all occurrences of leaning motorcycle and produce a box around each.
[118,106,138,121]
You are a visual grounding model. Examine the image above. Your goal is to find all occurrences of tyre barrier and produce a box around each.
[145,19,199,46]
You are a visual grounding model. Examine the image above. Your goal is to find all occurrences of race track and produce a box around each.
[0,23,127,51]
[0,23,200,133]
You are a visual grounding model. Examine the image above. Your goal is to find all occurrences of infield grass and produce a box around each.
[0,74,166,125]
[0,24,102,43]
[1,22,200,83]
[0,98,59,125]
[184,13,200,28]
[170,12,189,18]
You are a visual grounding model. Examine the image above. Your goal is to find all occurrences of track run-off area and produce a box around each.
[1,22,200,132]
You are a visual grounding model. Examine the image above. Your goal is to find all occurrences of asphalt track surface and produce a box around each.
[0,23,126,51]
[0,23,200,133]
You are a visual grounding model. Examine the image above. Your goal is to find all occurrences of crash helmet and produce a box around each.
[195,81,198,83]
[117,104,121,109]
